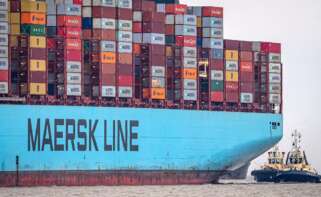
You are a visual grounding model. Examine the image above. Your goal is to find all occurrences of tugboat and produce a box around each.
[251,146,286,182]
[275,130,321,183]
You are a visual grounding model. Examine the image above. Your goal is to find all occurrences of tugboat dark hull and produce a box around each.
[251,169,279,182]
[276,170,321,183]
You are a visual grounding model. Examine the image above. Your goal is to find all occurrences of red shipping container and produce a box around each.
[29,71,46,83]
[261,42,281,53]
[165,4,187,14]
[165,25,174,35]
[240,72,254,81]
[240,41,252,51]
[133,22,142,33]
[143,22,165,33]
[82,30,92,39]
[0,71,8,81]
[211,91,224,102]
[101,74,116,85]
[57,16,82,27]
[30,48,46,59]
[92,29,116,40]
[225,92,239,103]
[65,50,82,61]
[142,0,155,12]
[210,59,224,69]
[57,27,81,38]
[143,12,165,23]
[149,45,165,55]
[92,7,116,18]
[65,39,82,50]
[118,8,133,20]
[47,38,56,49]
[133,0,142,11]
[118,54,133,65]
[240,61,253,72]
[176,36,196,47]
[225,82,238,91]
[102,63,116,74]
[10,0,20,12]
[150,55,165,66]
[73,0,82,4]
[118,64,133,75]
[224,40,239,50]
[240,82,254,92]
[202,6,224,18]
[240,51,253,61]
[118,75,133,86]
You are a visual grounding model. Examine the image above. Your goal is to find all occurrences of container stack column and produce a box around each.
[0,0,9,96]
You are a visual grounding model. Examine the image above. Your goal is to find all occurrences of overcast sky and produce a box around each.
[181,0,321,172]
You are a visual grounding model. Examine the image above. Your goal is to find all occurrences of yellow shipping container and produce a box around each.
[197,17,202,28]
[21,1,47,13]
[30,60,46,71]
[225,71,239,82]
[29,83,46,95]
[225,50,239,61]
[29,36,46,48]
[10,13,20,24]
[10,24,20,35]
[10,36,19,47]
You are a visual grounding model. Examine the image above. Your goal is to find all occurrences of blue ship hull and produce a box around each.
[0,104,282,186]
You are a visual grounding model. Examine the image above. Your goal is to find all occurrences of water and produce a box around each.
[1,183,321,197]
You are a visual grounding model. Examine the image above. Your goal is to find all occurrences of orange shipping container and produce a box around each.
[133,44,141,55]
[100,52,116,64]
[118,53,132,64]
[182,68,197,79]
[151,88,165,100]
[21,13,46,25]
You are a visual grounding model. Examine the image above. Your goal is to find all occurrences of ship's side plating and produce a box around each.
[0,105,282,186]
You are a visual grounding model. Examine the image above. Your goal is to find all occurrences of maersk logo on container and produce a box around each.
[27,118,139,152]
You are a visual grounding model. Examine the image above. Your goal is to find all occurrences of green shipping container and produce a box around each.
[211,80,224,91]
[21,24,46,36]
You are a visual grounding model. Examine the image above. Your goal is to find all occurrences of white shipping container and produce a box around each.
[175,25,196,36]
[192,7,202,17]
[211,70,224,81]
[0,22,8,34]
[117,31,132,42]
[175,15,197,26]
[202,17,223,28]
[93,0,116,7]
[101,18,116,29]
[183,47,197,58]
[66,61,82,73]
[46,0,56,15]
[202,38,223,49]
[143,33,165,45]
[0,0,8,11]
[157,4,165,13]
[240,93,253,103]
[83,0,92,6]
[67,73,82,84]
[118,0,132,9]
[269,63,281,73]
[118,86,132,98]
[0,57,8,70]
[133,33,142,43]
[93,18,102,29]
[183,57,197,68]
[0,11,8,22]
[82,7,92,17]
[47,15,57,26]
[152,77,165,88]
[225,60,238,71]
[118,20,132,31]
[67,84,82,96]
[0,46,7,57]
[118,42,132,53]
[0,34,8,46]
[100,41,116,52]
[133,11,142,22]
[252,42,261,52]
[152,66,165,77]
[0,81,8,94]
[102,86,116,97]
[184,90,197,101]
[269,73,281,83]
[57,4,82,16]
[269,53,281,63]
[269,94,281,104]
[202,28,223,39]
[269,83,281,94]
[183,79,197,90]
[166,15,175,25]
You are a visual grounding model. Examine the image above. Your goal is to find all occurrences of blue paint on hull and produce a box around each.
[0,104,283,173]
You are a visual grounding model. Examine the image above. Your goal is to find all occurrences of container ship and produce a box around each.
[0,0,283,186]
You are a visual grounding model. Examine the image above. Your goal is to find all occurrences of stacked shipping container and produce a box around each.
[2,0,282,113]
[0,0,8,94]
